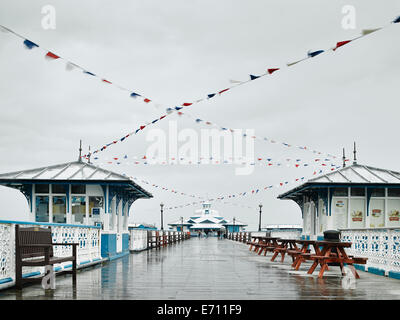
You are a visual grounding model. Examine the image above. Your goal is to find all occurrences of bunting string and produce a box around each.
[174,110,340,159]
[82,16,397,157]
[1,16,398,158]
[129,166,335,211]
[90,153,342,168]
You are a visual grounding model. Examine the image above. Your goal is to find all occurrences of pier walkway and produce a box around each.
[0,237,400,300]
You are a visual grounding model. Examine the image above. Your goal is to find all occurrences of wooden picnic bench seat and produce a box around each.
[15,225,78,290]
[258,245,276,256]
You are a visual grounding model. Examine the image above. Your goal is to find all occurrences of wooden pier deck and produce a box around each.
[0,237,399,300]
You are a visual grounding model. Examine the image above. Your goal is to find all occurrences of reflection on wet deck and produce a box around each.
[1,237,400,300]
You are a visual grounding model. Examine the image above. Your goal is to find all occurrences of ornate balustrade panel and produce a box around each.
[0,223,13,282]
[0,221,102,288]
[340,228,400,274]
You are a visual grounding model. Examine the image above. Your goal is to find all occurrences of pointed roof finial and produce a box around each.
[78,140,82,162]
[342,148,346,168]
[353,141,357,165]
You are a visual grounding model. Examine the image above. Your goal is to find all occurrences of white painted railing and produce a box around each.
[270,229,302,239]
[0,220,102,290]
[340,227,400,275]
[129,229,148,251]
[230,230,302,239]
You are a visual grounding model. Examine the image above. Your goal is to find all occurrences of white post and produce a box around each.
[49,193,53,223]
[364,187,369,228]
[347,187,351,228]
[384,188,388,227]
[31,185,36,222]
[118,199,122,233]
[67,184,72,224]
[103,185,109,231]
[85,195,89,225]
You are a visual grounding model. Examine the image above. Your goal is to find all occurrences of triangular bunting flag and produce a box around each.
[23,39,39,50]
[308,50,324,57]
[333,40,352,51]
[287,59,303,66]
[130,92,141,98]
[361,28,382,35]
[250,74,260,80]
[83,71,96,76]
[267,68,280,74]
[45,51,60,60]
[65,62,79,71]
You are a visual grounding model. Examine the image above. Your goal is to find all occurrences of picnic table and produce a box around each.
[306,240,367,279]
[247,236,265,253]
[291,240,367,279]
[270,239,299,263]
[256,237,281,256]
[290,240,316,270]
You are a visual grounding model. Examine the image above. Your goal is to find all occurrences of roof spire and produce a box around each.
[353,141,357,165]
[78,140,82,162]
[342,148,346,168]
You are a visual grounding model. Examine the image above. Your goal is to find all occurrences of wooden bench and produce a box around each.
[15,225,78,290]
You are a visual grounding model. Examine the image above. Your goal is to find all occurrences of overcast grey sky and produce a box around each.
[0,0,399,230]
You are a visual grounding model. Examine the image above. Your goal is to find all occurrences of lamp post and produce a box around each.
[180,216,183,233]
[233,217,236,233]
[258,204,263,232]
[160,203,164,231]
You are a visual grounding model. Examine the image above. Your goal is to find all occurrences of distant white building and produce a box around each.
[168,203,247,236]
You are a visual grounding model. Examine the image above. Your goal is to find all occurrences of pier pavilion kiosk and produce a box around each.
[0,159,152,259]
[278,162,400,240]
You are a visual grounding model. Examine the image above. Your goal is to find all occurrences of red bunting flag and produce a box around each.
[333,40,352,51]
[143,98,151,103]
[45,51,60,60]
[267,68,280,74]
[140,125,146,130]
[182,103,192,106]
[102,79,112,84]
[219,88,230,94]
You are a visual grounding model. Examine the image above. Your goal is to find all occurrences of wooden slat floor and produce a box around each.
[1,237,400,300]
